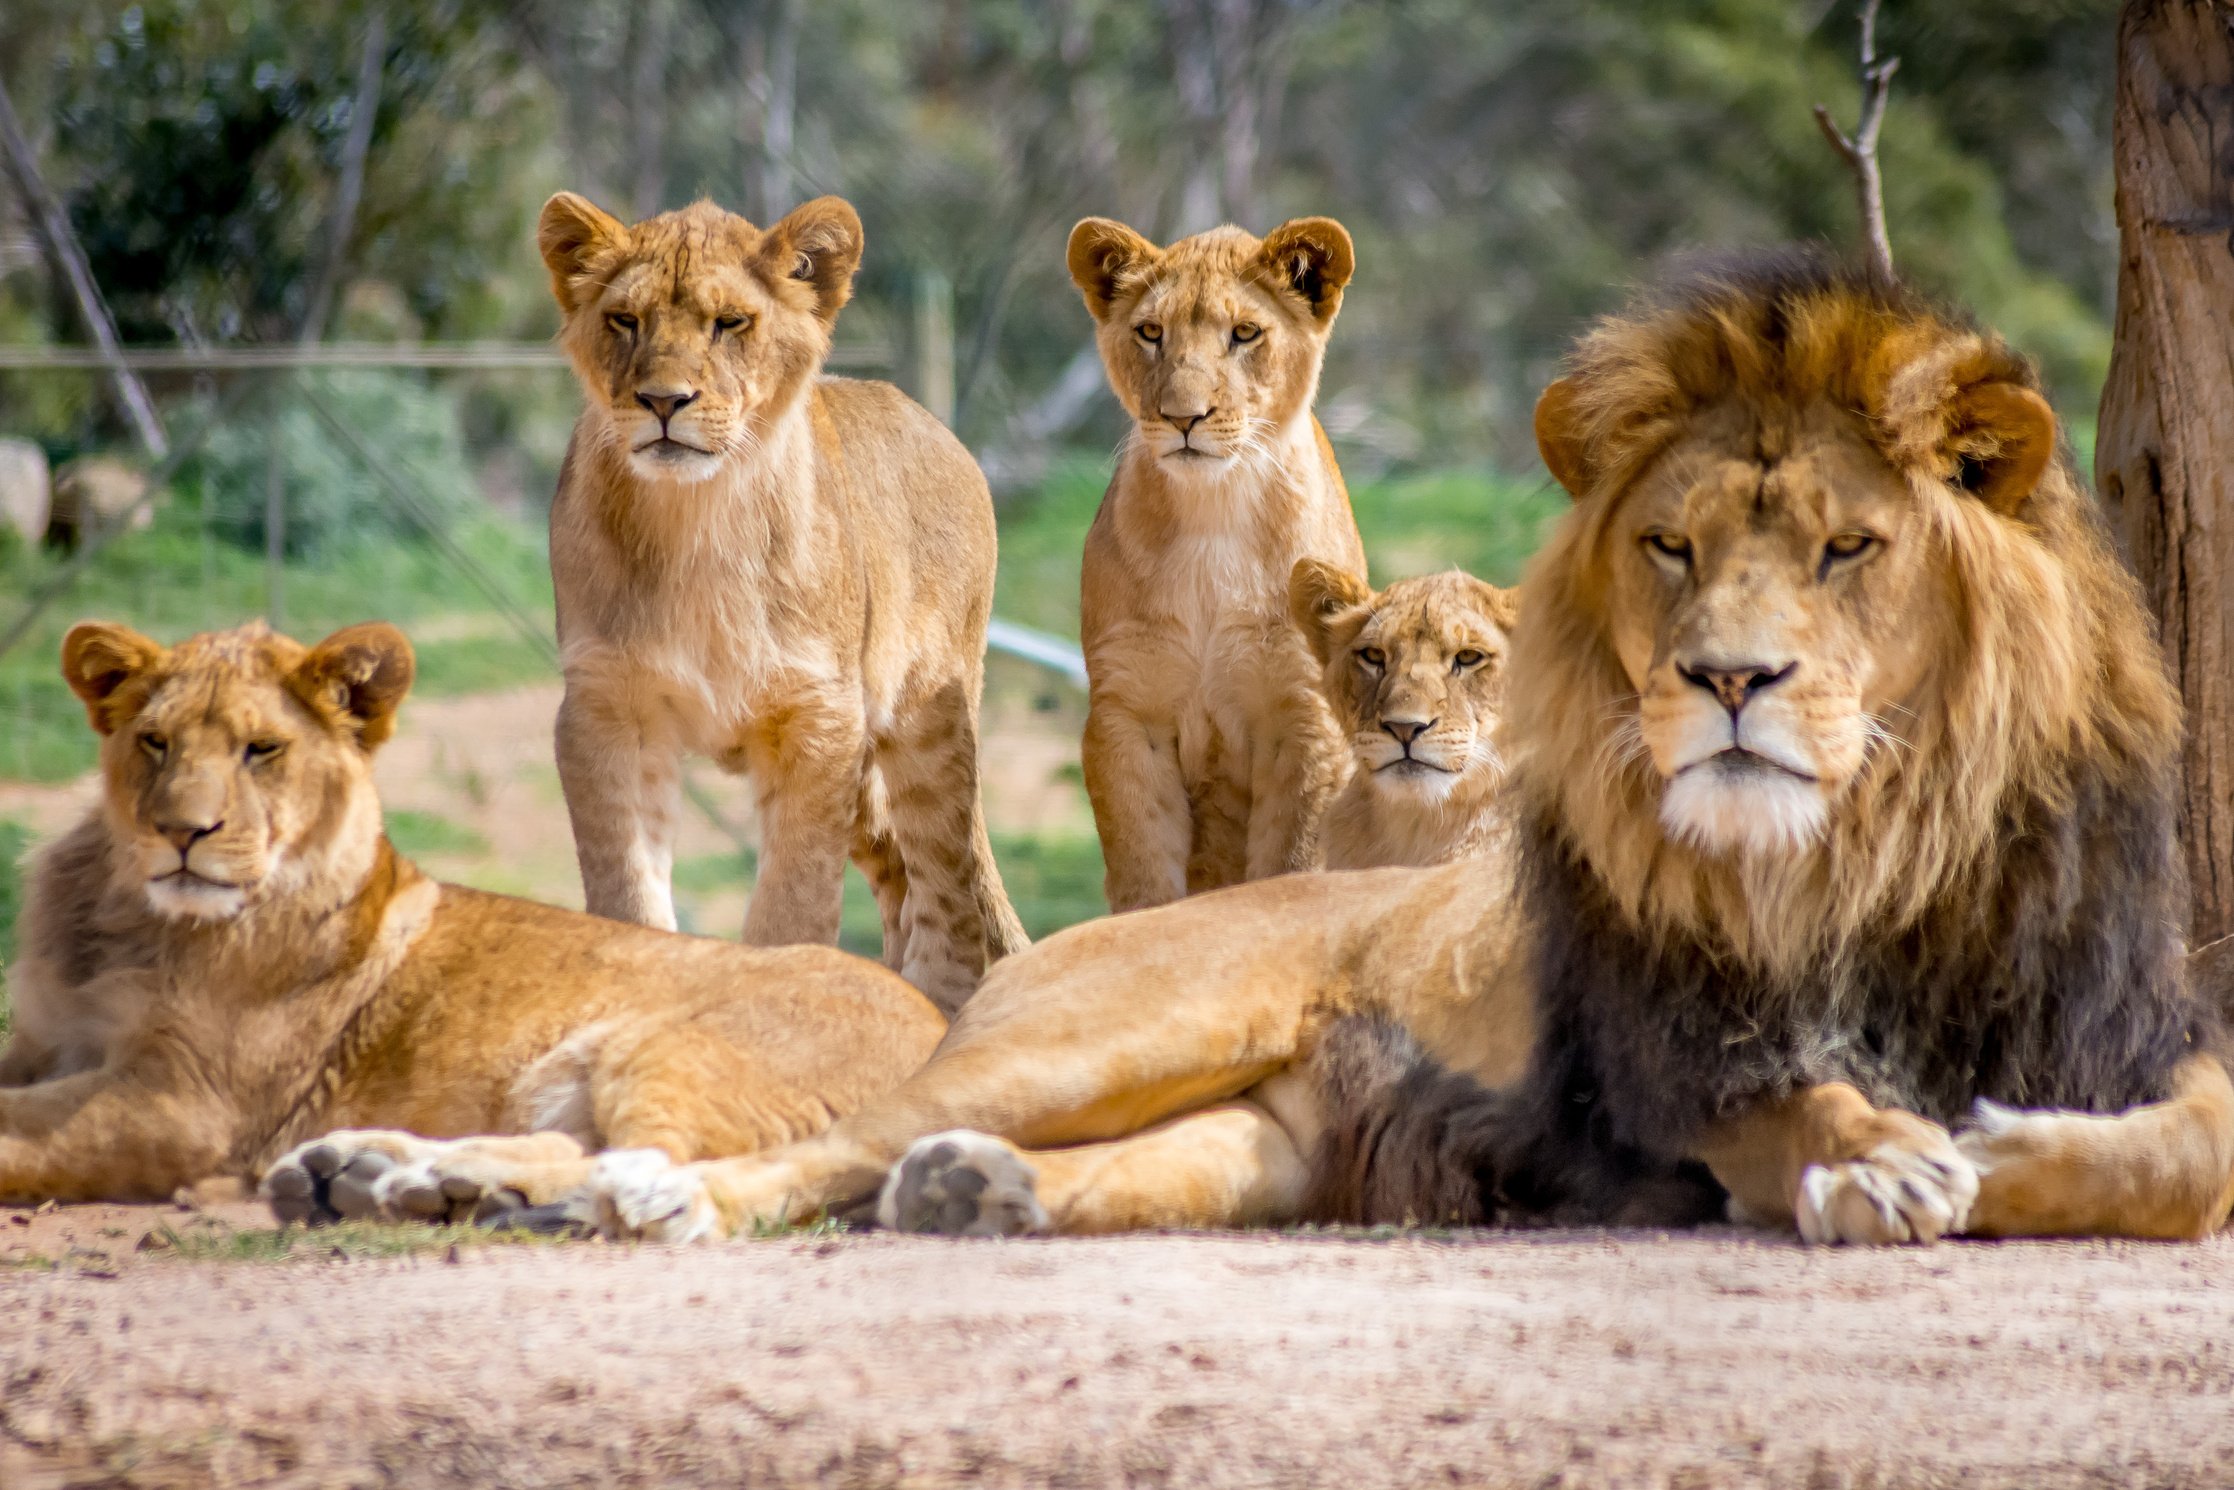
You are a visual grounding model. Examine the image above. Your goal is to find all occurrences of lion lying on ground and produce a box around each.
[290,254,2234,1246]
[1289,561,1519,869]
[0,620,943,1214]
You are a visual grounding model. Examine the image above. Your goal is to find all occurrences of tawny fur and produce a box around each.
[1290,562,1519,870]
[0,621,944,1205]
[1070,216,1368,911]
[541,192,1023,1015]
[309,254,2233,1250]
[1317,251,2232,1244]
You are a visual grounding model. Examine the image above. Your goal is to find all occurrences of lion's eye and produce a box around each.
[244,740,285,766]
[1642,530,1692,565]
[1358,647,1386,670]
[1823,532,1877,563]
[1135,321,1163,344]
[714,314,749,334]
[138,732,167,762]
[607,312,639,335]
[1452,649,1486,671]
[1231,322,1261,345]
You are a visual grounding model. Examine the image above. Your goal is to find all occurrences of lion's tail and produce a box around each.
[1301,1017,1727,1229]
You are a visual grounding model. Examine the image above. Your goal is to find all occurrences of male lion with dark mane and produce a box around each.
[0,620,943,1214]
[281,253,2234,1247]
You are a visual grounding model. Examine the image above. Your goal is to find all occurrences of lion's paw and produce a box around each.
[877,1130,1050,1238]
[1796,1136,1979,1246]
[262,1131,433,1226]
[587,1149,721,1243]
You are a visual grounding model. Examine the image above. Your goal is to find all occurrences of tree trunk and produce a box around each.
[2097,0,2234,944]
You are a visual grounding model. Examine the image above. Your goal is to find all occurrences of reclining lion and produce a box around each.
[0,620,942,1216]
[287,254,2234,1246]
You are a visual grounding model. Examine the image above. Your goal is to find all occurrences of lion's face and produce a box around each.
[539,193,864,485]
[1600,400,1944,857]
[1292,562,1519,803]
[61,621,413,921]
[1526,266,2067,870]
[1067,216,1353,480]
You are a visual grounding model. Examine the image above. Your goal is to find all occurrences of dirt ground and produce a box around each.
[4,1201,2231,1489]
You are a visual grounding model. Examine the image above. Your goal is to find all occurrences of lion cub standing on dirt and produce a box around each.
[539,192,1023,1013]
[1068,215,1368,911]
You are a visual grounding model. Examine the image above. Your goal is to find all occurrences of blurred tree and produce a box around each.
[0,0,2130,475]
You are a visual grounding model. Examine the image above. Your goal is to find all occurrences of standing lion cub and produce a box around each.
[1068,215,1368,911]
[539,192,1023,1014]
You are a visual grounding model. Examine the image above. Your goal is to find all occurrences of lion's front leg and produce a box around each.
[262,1130,593,1226]
[1245,705,1343,881]
[556,673,682,931]
[0,1053,238,1203]
[1695,1082,1979,1245]
[1957,1052,2234,1240]
[1082,703,1191,913]
[739,694,862,949]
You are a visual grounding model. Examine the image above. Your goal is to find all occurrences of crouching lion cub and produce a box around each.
[540,191,1022,1014]
[1289,560,1520,869]
[0,619,944,1219]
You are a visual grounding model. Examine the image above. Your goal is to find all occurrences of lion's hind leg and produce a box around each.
[1958,1052,2234,1239]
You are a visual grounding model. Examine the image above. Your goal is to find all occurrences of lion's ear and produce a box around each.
[1534,378,1593,501]
[61,623,164,735]
[760,196,864,325]
[1289,558,1373,665]
[1257,217,1355,325]
[1945,382,2057,515]
[537,192,631,315]
[1472,578,1522,637]
[292,623,416,751]
[1067,218,1160,320]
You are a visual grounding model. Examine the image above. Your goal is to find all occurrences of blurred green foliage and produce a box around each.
[1,0,2120,470]
[0,490,553,783]
[0,816,29,1032]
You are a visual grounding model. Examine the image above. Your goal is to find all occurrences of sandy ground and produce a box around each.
[3,1201,2232,1489]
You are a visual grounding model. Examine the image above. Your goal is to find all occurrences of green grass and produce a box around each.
[0,816,27,1040]
[988,454,1564,638]
[0,500,556,783]
[383,809,492,859]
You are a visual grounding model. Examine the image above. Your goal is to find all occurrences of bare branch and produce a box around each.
[0,73,170,457]
[299,8,388,346]
[1812,0,1899,282]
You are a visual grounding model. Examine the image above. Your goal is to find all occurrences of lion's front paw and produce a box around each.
[262,1131,435,1226]
[878,1130,1051,1237]
[587,1149,721,1243]
[1795,1129,1979,1246]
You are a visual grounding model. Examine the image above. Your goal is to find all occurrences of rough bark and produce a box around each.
[2097,0,2234,944]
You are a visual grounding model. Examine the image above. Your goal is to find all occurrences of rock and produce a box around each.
[49,454,153,546]
[0,438,50,545]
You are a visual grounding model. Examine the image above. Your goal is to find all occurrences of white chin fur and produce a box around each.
[145,877,249,920]
[1659,763,1827,858]
[1372,762,1461,801]
[625,445,726,485]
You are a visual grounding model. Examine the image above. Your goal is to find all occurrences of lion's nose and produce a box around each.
[635,388,700,425]
[1678,660,1796,715]
[1382,717,1435,747]
[1161,408,1211,434]
[156,818,222,854]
